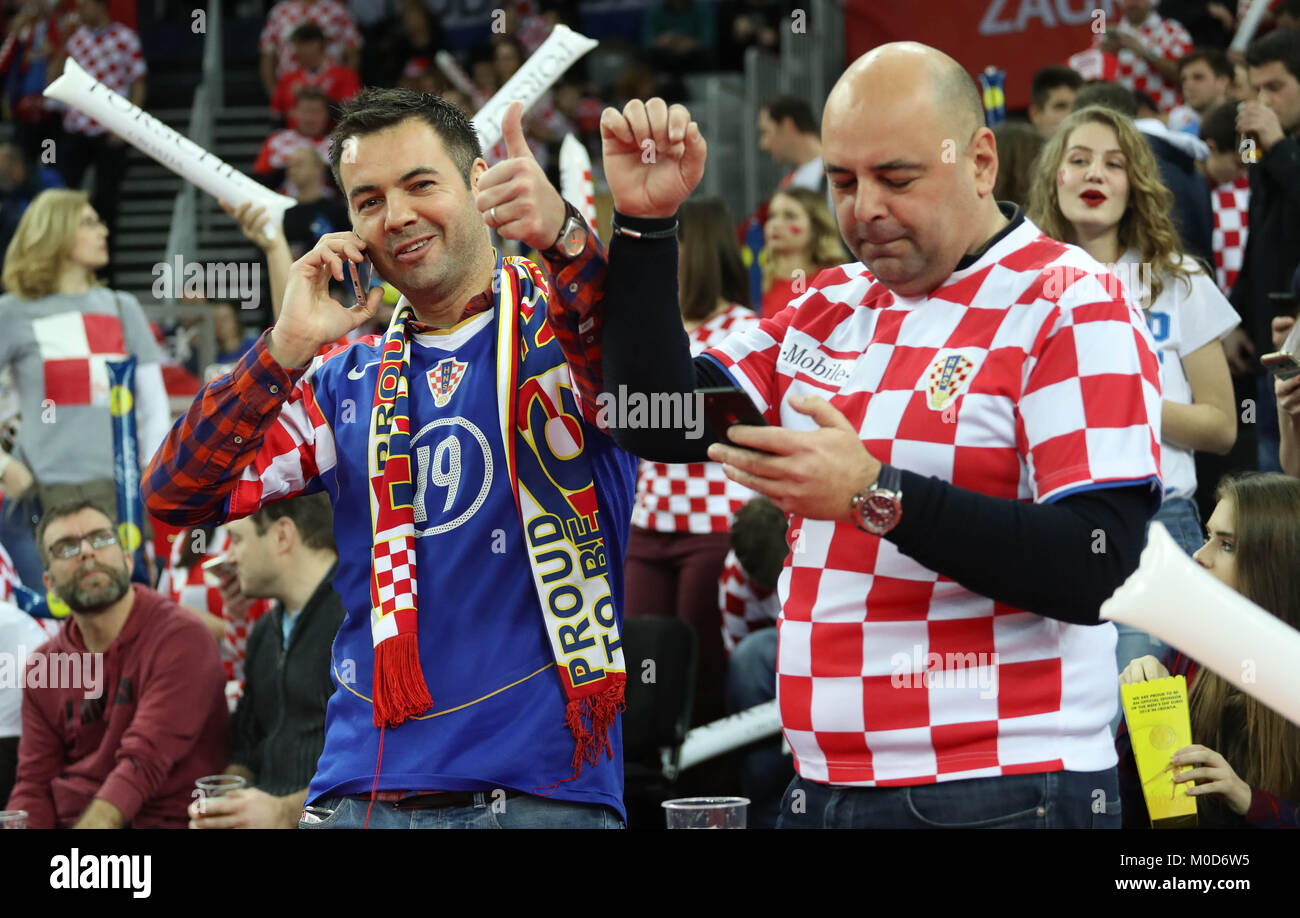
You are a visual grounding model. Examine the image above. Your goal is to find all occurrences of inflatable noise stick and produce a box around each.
[559,134,597,231]
[471,24,597,154]
[672,700,782,772]
[44,57,296,239]
[1100,522,1300,727]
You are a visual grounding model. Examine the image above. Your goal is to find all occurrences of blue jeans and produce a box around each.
[298,793,625,829]
[724,628,791,830]
[775,768,1121,829]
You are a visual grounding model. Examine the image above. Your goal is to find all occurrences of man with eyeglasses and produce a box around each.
[4,500,228,828]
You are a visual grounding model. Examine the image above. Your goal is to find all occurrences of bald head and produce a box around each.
[820,42,1006,297]
[827,42,983,144]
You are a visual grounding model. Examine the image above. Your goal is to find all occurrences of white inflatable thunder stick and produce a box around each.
[1100,522,1300,726]
[1230,0,1271,52]
[44,57,297,238]
[471,24,598,153]
[559,134,597,230]
[674,700,782,771]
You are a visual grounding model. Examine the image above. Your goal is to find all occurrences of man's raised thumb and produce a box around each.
[502,100,532,160]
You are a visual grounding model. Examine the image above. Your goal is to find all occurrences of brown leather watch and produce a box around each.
[850,463,903,535]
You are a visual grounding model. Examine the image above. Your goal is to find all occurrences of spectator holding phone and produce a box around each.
[1117,472,1300,828]
[1028,104,1238,680]
[1272,309,1300,478]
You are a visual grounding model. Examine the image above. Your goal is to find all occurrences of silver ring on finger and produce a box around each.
[490,206,497,224]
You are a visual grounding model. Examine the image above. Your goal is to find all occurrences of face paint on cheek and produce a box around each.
[1057,168,1066,187]
[789,225,802,234]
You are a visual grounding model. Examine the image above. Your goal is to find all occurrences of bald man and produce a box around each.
[550,42,1164,828]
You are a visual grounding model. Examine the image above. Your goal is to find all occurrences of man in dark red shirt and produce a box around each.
[5,499,227,828]
[270,22,361,130]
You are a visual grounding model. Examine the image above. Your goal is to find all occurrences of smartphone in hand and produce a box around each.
[700,386,770,449]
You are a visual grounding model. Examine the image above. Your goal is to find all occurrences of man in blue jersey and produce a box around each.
[144,88,637,828]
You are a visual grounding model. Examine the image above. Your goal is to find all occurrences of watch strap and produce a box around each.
[873,463,902,495]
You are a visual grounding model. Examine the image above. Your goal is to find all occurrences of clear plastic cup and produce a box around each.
[662,796,750,829]
[194,775,247,797]
[0,810,28,829]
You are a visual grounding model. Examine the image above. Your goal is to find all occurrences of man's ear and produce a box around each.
[970,126,998,197]
[1204,138,1220,155]
[42,570,53,591]
[469,157,488,193]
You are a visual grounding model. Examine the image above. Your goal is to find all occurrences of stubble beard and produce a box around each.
[57,562,131,613]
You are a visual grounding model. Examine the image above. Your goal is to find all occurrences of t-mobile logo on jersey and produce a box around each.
[777,337,854,386]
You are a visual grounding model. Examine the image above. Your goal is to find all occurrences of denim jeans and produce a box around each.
[1112,497,1202,732]
[298,793,625,829]
[724,628,791,830]
[775,768,1121,829]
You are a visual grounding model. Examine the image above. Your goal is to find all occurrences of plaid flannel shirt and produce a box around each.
[142,225,607,525]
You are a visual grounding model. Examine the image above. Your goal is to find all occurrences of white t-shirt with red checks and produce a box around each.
[632,305,760,534]
[1090,11,1192,113]
[253,130,333,192]
[1211,174,1251,296]
[62,23,147,136]
[260,0,361,75]
[702,216,1163,787]
[157,527,271,695]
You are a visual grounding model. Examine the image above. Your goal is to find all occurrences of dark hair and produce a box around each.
[1132,89,1160,115]
[1246,26,1300,82]
[36,499,117,563]
[678,197,750,320]
[730,497,789,592]
[1199,100,1239,152]
[293,86,330,108]
[329,87,483,191]
[1178,46,1233,81]
[991,120,1045,208]
[1030,65,1083,110]
[761,95,819,135]
[289,21,326,45]
[248,493,336,554]
[1073,81,1138,118]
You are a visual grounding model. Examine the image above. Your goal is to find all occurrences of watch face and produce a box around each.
[560,222,587,257]
[860,491,900,533]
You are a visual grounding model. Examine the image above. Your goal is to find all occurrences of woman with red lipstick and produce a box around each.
[759,187,846,320]
[1029,105,1239,685]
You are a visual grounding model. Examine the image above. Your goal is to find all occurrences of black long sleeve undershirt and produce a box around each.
[602,212,1158,625]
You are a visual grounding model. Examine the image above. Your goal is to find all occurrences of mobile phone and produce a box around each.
[1262,351,1300,380]
[347,257,372,308]
[700,386,769,448]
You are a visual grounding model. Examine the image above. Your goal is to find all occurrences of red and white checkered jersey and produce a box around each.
[631,305,760,534]
[253,129,333,181]
[719,549,780,654]
[157,527,271,685]
[1090,11,1192,113]
[1211,174,1251,296]
[260,0,361,75]
[703,217,1163,786]
[62,23,147,136]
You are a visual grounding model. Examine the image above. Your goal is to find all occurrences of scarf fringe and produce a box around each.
[372,633,433,728]
[564,680,626,778]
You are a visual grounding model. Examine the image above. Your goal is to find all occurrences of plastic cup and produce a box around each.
[662,796,750,829]
[194,775,247,797]
[0,810,28,829]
